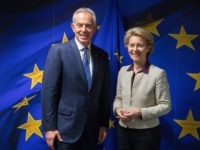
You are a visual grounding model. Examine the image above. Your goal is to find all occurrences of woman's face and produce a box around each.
[127,35,151,64]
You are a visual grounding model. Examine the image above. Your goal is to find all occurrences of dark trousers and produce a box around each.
[55,128,97,150]
[118,125,160,150]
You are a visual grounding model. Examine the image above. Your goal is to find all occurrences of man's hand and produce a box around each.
[45,130,62,150]
[98,127,107,144]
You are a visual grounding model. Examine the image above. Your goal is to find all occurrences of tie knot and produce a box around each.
[82,47,88,52]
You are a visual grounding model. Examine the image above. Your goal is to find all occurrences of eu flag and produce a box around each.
[94,0,130,150]
[0,1,112,149]
[0,1,61,149]
[1,0,200,150]
[119,0,200,150]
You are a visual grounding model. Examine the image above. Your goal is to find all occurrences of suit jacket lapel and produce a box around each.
[70,39,88,89]
[90,44,99,91]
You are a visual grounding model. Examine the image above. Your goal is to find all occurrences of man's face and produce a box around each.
[71,12,97,46]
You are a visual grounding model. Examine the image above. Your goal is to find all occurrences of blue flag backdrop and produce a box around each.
[0,0,200,150]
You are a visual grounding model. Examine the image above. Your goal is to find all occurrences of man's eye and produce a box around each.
[86,25,93,28]
[77,24,82,27]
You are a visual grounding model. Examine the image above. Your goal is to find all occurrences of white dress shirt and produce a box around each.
[74,38,93,77]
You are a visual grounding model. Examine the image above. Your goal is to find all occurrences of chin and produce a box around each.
[132,57,139,61]
[132,58,140,62]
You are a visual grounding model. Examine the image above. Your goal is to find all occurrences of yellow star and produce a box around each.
[18,112,43,141]
[187,72,200,91]
[12,95,36,112]
[174,109,200,140]
[136,13,163,36]
[23,64,43,89]
[109,119,115,129]
[62,32,69,43]
[143,14,163,36]
[97,25,100,30]
[51,32,69,46]
[114,51,123,64]
[169,25,199,50]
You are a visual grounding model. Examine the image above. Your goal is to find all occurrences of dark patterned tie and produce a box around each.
[82,47,92,89]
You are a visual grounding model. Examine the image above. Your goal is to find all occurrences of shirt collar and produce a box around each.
[127,61,150,74]
[74,37,91,51]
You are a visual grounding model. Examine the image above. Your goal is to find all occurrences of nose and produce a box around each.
[132,45,138,51]
[81,25,87,31]
[129,45,137,54]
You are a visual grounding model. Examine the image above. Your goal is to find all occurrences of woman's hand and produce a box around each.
[116,107,131,122]
[123,107,142,119]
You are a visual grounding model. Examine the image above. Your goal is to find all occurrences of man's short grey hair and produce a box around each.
[72,7,96,24]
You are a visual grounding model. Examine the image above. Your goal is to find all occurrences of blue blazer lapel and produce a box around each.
[90,45,99,91]
[70,39,88,89]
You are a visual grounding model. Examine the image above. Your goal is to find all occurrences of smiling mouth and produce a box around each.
[81,35,88,39]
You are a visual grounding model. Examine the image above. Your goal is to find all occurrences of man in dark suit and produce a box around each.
[41,7,110,150]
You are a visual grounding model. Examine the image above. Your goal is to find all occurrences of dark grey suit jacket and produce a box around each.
[41,38,110,143]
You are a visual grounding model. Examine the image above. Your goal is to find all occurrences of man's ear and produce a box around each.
[71,23,75,31]
[92,25,97,33]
